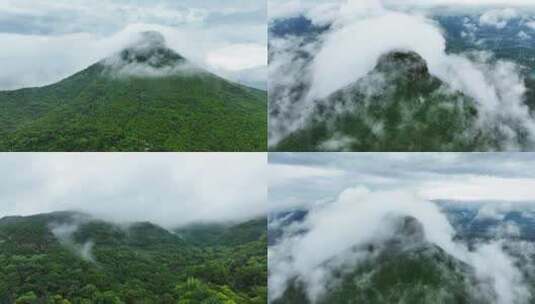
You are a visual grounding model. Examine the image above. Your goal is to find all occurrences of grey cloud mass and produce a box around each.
[269,153,535,212]
[0,0,267,90]
[0,153,267,228]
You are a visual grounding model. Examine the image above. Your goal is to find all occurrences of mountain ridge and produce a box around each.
[272,215,484,304]
[0,211,267,303]
[273,50,488,152]
[0,31,267,152]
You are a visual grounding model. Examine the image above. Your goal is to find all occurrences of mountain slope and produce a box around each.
[272,216,485,304]
[273,51,496,152]
[176,218,266,247]
[0,211,267,304]
[0,32,267,152]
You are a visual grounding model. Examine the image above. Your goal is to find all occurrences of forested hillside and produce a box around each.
[0,211,267,304]
[0,32,267,152]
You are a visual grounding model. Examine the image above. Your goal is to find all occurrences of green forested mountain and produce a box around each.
[274,51,517,152]
[272,216,490,304]
[176,219,267,247]
[275,245,477,304]
[0,211,267,304]
[0,32,267,152]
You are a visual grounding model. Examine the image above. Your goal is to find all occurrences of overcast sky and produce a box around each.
[0,0,267,90]
[269,153,535,211]
[0,153,266,228]
[269,0,535,20]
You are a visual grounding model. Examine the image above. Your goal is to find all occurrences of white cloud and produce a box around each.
[269,164,343,187]
[0,153,267,228]
[269,186,530,303]
[526,21,535,30]
[397,0,535,6]
[269,153,535,211]
[518,30,531,40]
[0,1,267,89]
[308,11,445,100]
[268,0,334,21]
[269,154,535,303]
[0,24,266,90]
[269,0,535,21]
[479,8,518,29]
[269,0,535,149]
[206,43,267,71]
[420,176,535,202]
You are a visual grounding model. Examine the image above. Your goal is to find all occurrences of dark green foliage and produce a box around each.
[0,50,266,152]
[0,212,267,304]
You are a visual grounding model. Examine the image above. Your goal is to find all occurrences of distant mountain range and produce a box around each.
[0,211,267,303]
[0,31,267,152]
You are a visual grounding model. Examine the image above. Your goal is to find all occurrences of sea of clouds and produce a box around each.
[269,0,535,150]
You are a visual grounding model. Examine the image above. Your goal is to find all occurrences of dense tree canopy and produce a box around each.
[0,212,266,304]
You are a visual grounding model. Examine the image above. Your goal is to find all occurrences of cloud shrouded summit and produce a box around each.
[0,0,267,90]
[269,153,535,304]
[102,31,196,77]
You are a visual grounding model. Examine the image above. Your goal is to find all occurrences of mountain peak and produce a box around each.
[133,31,167,50]
[118,31,185,68]
[375,51,429,80]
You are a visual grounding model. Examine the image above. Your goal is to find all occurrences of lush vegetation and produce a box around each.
[0,49,267,152]
[0,212,266,303]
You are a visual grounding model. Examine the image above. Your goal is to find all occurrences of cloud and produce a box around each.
[0,153,267,228]
[479,8,518,29]
[268,153,535,214]
[268,0,535,149]
[307,11,444,100]
[269,186,530,303]
[206,43,267,71]
[269,0,535,21]
[0,0,266,90]
[420,176,535,202]
[269,164,343,185]
[50,219,95,262]
[100,31,205,78]
[387,0,535,7]
[269,153,535,303]
[518,30,531,40]
[526,21,535,30]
